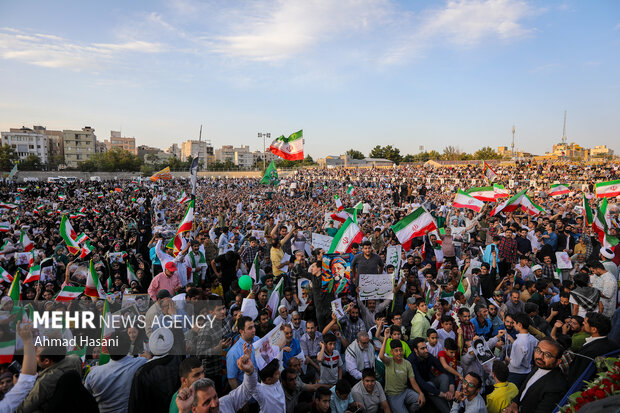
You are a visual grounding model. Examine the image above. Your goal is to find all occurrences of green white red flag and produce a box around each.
[266,277,284,319]
[0,267,13,283]
[55,286,85,301]
[334,195,343,211]
[0,339,15,364]
[466,186,496,202]
[595,179,620,199]
[493,183,510,198]
[127,261,139,284]
[166,200,194,255]
[23,265,40,283]
[391,207,438,251]
[85,260,106,299]
[177,191,190,204]
[248,254,260,281]
[490,190,545,217]
[347,185,355,196]
[328,218,364,254]
[60,215,80,254]
[269,130,304,161]
[549,184,570,197]
[453,190,484,212]
[20,230,33,252]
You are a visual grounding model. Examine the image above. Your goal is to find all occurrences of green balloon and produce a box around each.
[238,275,253,291]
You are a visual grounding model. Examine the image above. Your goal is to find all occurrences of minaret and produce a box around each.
[561,110,567,145]
[511,124,515,159]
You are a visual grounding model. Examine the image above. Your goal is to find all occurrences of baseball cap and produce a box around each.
[165,261,177,272]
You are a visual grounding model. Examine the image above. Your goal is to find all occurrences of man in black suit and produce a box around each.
[567,312,616,384]
[503,337,568,413]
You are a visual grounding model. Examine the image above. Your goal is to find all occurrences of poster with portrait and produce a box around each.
[555,252,573,270]
[40,266,55,283]
[297,278,312,312]
[15,252,31,266]
[69,262,90,286]
[108,252,125,264]
[251,230,266,242]
[321,253,353,294]
[253,324,286,370]
[122,294,151,312]
[330,298,346,319]
[359,273,394,301]
[472,337,495,365]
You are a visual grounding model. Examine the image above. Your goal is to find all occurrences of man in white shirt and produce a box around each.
[590,261,618,318]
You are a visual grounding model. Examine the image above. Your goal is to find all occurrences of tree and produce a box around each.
[474,146,501,160]
[0,144,17,171]
[78,148,143,172]
[369,145,402,164]
[401,154,417,163]
[47,154,65,171]
[346,149,365,160]
[18,154,43,171]
[442,146,463,161]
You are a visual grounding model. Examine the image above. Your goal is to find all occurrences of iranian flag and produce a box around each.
[0,202,18,210]
[127,261,139,284]
[0,222,10,232]
[0,339,15,364]
[93,208,101,215]
[76,233,89,244]
[166,200,194,255]
[17,187,26,192]
[60,215,80,254]
[328,218,364,254]
[20,230,33,252]
[79,241,94,259]
[85,260,106,299]
[334,195,343,211]
[269,130,304,161]
[331,203,362,224]
[177,191,190,204]
[466,186,496,202]
[593,199,618,247]
[347,185,355,196]
[453,190,484,212]
[70,213,86,219]
[391,207,438,251]
[491,190,545,216]
[549,184,570,197]
[97,194,104,199]
[0,267,13,283]
[595,179,620,199]
[493,183,510,198]
[58,194,66,201]
[583,194,594,226]
[55,286,85,301]
[23,265,40,284]
[79,207,86,213]
[266,277,284,319]
[483,161,498,182]
[248,254,260,281]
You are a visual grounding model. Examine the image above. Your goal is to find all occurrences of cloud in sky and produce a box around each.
[0,28,165,70]
[0,0,538,71]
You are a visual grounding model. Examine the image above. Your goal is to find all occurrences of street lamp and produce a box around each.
[257,132,270,170]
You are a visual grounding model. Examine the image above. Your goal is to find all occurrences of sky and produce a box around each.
[0,0,619,158]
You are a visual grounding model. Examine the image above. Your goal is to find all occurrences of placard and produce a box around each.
[121,294,151,312]
[15,252,31,266]
[555,252,573,270]
[322,253,353,294]
[251,230,266,242]
[386,245,401,272]
[330,298,345,319]
[297,278,312,312]
[359,273,394,301]
[312,233,333,252]
[472,337,495,365]
[253,324,287,370]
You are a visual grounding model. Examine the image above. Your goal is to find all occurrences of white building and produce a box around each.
[1,127,49,163]
[252,150,279,167]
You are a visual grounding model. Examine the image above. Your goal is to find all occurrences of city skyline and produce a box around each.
[1,0,619,157]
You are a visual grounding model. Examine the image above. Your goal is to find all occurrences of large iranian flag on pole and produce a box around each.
[453,190,484,212]
[60,215,80,254]
[549,183,570,197]
[328,218,364,254]
[466,186,496,202]
[269,130,304,161]
[55,286,85,301]
[595,179,620,199]
[391,207,437,251]
[166,200,195,255]
[85,260,106,299]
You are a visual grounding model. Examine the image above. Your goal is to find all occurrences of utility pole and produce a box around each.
[257,132,270,170]
[561,110,567,145]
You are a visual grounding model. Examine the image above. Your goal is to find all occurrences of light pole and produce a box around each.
[257,132,270,170]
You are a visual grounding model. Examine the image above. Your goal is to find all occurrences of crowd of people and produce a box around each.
[0,160,618,413]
